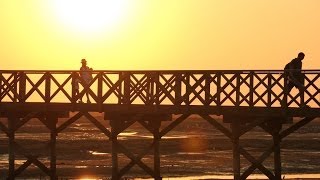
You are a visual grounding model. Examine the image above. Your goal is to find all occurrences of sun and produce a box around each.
[51,0,130,34]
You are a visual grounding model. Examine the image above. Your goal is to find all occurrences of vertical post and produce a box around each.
[155,72,160,106]
[152,119,162,180]
[249,71,254,108]
[110,120,119,180]
[231,119,240,180]
[97,72,103,112]
[71,72,77,108]
[8,116,17,180]
[45,72,51,103]
[19,72,26,103]
[268,73,272,107]
[300,73,305,108]
[185,73,190,105]
[175,73,182,105]
[271,119,282,180]
[236,72,241,107]
[283,71,288,108]
[13,72,18,103]
[204,73,211,106]
[216,72,221,110]
[48,114,58,180]
[124,72,130,105]
[0,72,2,98]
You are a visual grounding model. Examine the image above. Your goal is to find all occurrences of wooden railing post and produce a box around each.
[205,73,211,106]
[216,72,221,109]
[236,72,241,107]
[175,73,182,105]
[249,71,254,107]
[267,73,272,107]
[283,71,288,108]
[71,72,77,106]
[124,72,130,105]
[45,72,51,103]
[19,71,26,103]
[13,72,18,103]
[97,72,103,112]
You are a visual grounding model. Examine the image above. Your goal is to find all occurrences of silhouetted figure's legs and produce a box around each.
[86,91,91,103]
[282,76,305,108]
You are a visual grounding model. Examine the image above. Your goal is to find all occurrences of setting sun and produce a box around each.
[51,0,131,34]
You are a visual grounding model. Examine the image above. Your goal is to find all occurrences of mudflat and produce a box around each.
[0,115,320,179]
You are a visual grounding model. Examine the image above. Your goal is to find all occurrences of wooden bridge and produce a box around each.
[0,70,320,180]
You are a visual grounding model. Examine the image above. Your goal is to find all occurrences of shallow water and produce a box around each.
[1,117,320,178]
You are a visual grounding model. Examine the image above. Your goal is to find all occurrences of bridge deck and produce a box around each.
[1,102,320,118]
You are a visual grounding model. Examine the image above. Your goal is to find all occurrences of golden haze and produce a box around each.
[0,0,319,70]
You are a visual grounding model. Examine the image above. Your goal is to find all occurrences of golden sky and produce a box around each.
[0,0,319,70]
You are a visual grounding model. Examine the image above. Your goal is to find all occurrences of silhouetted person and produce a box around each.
[71,72,82,103]
[80,58,93,103]
[282,52,305,107]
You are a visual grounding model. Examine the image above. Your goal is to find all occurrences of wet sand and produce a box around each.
[0,115,320,179]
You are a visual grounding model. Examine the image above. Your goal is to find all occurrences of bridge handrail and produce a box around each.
[0,70,319,108]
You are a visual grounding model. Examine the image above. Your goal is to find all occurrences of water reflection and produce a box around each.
[135,174,320,180]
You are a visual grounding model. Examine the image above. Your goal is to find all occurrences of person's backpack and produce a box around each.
[284,61,291,71]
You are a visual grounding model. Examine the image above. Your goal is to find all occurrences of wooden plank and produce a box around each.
[14,159,32,177]
[239,118,268,136]
[118,141,156,178]
[83,112,111,138]
[239,146,275,179]
[280,117,316,139]
[12,141,52,176]
[14,112,39,131]
[49,74,72,102]
[56,112,82,133]
[240,145,274,179]
[0,122,9,136]
[159,114,190,137]
[200,114,232,139]
[117,142,156,178]
[1,103,320,118]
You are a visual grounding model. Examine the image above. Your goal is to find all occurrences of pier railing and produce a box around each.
[0,70,319,108]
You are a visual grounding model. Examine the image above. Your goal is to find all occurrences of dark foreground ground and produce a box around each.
[0,115,320,179]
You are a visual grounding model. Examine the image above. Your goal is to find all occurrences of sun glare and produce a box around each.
[52,0,130,34]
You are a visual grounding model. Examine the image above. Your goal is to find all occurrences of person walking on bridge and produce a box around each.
[80,58,93,103]
[282,52,306,107]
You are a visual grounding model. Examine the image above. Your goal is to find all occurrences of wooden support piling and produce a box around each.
[8,115,17,180]
[152,120,162,180]
[270,119,282,180]
[48,114,58,180]
[231,119,240,180]
[110,120,120,180]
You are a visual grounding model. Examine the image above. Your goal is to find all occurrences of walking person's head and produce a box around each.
[81,58,87,66]
[297,52,305,61]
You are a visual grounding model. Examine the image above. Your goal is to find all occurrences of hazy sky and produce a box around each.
[0,0,319,70]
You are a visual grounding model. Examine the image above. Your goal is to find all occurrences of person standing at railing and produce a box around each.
[71,72,83,103]
[282,52,306,107]
[80,58,93,103]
